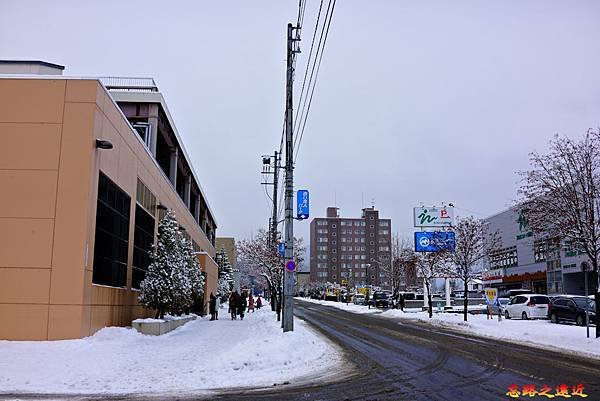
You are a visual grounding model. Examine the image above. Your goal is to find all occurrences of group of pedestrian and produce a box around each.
[209,291,264,321]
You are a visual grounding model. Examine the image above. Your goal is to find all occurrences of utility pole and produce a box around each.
[283,22,299,332]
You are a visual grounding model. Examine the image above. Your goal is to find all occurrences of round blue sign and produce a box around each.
[285,260,296,272]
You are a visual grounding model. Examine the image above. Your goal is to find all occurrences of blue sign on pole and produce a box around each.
[278,242,285,257]
[414,231,456,252]
[297,189,309,220]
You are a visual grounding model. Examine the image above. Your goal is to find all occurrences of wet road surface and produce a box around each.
[211,300,600,401]
[4,300,600,401]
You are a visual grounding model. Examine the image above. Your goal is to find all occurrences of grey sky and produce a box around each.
[3,1,600,245]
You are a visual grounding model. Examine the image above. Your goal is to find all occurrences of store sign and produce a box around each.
[413,206,454,227]
[484,288,498,305]
[414,231,456,252]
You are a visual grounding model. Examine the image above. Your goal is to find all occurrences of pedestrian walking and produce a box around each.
[256,295,263,310]
[215,295,221,320]
[209,292,217,321]
[237,291,247,320]
[399,294,405,311]
[229,291,238,320]
[366,292,371,309]
[248,294,255,313]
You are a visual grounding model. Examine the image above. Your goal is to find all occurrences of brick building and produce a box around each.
[310,207,392,288]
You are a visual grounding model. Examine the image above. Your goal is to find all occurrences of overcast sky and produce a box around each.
[3,1,600,246]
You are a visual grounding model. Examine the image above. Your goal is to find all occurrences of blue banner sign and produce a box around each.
[297,189,309,220]
[278,242,285,257]
[414,231,456,252]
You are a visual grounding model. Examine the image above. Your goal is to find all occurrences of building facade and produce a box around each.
[309,207,392,288]
[0,65,219,340]
[216,237,240,292]
[482,207,591,296]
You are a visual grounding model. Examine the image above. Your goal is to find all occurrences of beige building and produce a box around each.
[0,61,219,340]
[215,237,239,291]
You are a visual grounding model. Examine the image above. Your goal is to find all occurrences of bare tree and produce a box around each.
[450,216,500,322]
[518,130,600,337]
[380,234,412,301]
[237,229,305,321]
[415,249,451,318]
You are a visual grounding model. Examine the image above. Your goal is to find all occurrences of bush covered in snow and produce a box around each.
[138,211,204,318]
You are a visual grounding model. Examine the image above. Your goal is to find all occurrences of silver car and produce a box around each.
[353,294,366,305]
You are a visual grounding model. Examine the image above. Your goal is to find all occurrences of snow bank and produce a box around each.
[0,307,341,395]
[301,298,600,358]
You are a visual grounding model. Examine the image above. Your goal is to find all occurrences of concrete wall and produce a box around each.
[0,78,217,340]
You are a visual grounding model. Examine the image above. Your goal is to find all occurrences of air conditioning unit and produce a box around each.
[132,122,152,148]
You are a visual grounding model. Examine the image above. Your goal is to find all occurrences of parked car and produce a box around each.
[548,296,596,326]
[371,291,391,308]
[490,298,510,315]
[504,294,550,320]
[354,294,366,305]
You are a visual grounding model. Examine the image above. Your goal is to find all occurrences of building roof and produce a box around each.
[0,60,65,70]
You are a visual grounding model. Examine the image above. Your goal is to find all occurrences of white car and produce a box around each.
[504,294,550,320]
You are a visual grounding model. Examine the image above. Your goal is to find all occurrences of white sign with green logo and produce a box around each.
[413,206,454,227]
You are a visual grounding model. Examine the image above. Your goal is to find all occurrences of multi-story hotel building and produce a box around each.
[0,61,219,340]
[309,207,392,288]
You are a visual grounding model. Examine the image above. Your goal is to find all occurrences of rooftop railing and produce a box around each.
[99,77,158,92]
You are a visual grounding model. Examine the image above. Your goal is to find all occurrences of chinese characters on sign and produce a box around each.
[506,383,588,398]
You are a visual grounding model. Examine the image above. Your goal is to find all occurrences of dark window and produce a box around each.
[515,296,527,304]
[92,172,130,287]
[554,299,567,306]
[132,204,155,289]
[531,296,549,304]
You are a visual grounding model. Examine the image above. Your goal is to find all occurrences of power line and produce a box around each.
[293,0,324,136]
[294,0,336,162]
[293,0,330,150]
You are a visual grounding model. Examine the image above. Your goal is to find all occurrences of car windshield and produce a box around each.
[374,293,388,300]
[573,298,595,311]
[530,296,549,304]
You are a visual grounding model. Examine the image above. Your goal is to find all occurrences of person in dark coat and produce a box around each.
[209,292,217,321]
[237,291,247,320]
[399,293,405,311]
[256,296,263,309]
[229,291,238,320]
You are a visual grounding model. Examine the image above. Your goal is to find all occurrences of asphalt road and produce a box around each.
[4,300,600,401]
[211,300,600,401]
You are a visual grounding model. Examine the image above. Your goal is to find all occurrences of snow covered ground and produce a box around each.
[301,298,600,359]
[0,305,342,396]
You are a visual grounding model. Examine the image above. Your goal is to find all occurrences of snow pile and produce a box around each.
[0,307,341,395]
[301,298,600,358]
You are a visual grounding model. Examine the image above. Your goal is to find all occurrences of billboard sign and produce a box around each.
[414,231,455,252]
[413,206,454,227]
[297,190,309,220]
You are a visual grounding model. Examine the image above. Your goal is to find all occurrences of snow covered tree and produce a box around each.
[518,130,600,337]
[237,229,305,321]
[138,210,181,318]
[215,247,234,301]
[138,210,203,317]
[450,216,500,322]
[180,237,204,314]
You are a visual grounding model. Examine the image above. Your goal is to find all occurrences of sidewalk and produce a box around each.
[0,305,341,396]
